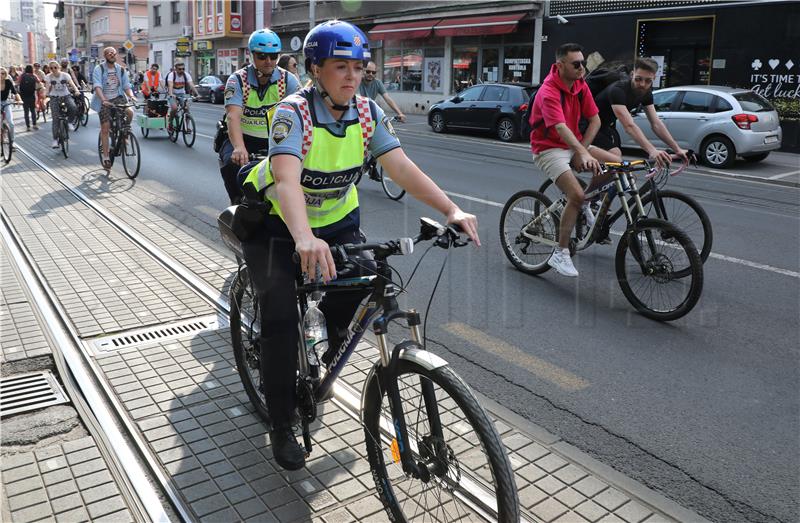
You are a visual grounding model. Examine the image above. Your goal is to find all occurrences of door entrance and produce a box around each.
[636,16,715,87]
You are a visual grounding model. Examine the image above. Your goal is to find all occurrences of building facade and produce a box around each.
[1,29,25,68]
[86,0,148,72]
[148,1,194,76]
[8,0,51,64]
[267,0,540,113]
[55,4,88,71]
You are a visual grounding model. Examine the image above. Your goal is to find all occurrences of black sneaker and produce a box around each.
[269,427,306,471]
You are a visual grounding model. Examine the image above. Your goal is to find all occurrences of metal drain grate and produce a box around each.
[0,371,69,417]
[89,315,225,353]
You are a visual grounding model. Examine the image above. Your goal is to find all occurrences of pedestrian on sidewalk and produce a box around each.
[17,65,41,130]
[1,68,23,142]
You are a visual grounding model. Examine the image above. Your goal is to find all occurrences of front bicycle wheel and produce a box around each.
[379,164,406,200]
[81,98,89,126]
[616,217,703,321]
[1,123,11,164]
[60,120,69,159]
[499,189,557,275]
[363,352,519,523]
[70,110,81,132]
[229,266,271,425]
[182,114,196,147]
[168,114,179,142]
[121,132,140,179]
[637,189,713,265]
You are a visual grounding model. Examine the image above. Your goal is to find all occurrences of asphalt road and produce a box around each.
[15,102,800,523]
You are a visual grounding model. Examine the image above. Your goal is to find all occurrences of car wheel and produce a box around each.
[742,152,769,163]
[215,91,223,104]
[701,135,736,168]
[496,117,516,142]
[430,112,446,133]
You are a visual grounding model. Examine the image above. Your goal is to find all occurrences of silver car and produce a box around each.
[618,85,782,168]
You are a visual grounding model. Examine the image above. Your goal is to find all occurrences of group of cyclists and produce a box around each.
[4,22,689,474]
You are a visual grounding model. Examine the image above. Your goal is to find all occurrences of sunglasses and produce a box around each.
[564,60,586,70]
[365,70,376,75]
[254,52,279,61]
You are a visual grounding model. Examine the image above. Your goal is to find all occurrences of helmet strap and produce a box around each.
[316,79,352,112]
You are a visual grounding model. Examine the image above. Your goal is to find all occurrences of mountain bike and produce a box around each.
[52,97,71,159]
[167,96,196,147]
[500,159,703,321]
[537,153,712,264]
[218,211,520,523]
[97,102,140,179]
[355,117,405,200]
[1,101,17,164]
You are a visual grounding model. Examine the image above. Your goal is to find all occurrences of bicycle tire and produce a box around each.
[379,164,406,200]
[499,189,558,275]
[70,110,81,132]
[121,132,140,179]
[363,350,520,523]
[636,189,712,265]
[80,98,89,126]
[229,266,271,425]
[141,126,149,138]
[182,115,196,147]
[1,123,11,164]
[615,217,703,322]
[60,119,69,159]
[168,114,179,143]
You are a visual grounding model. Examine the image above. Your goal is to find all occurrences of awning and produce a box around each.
[368,20,441,41]
[434,13,526,37]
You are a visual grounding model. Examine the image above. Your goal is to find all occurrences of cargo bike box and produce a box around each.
[136,99,168,129]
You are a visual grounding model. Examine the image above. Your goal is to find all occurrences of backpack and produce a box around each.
[584,64,630,98]
[19,73,38,96]
[520,87,584,140]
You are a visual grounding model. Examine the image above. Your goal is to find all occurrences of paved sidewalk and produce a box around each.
[1,138,709,522]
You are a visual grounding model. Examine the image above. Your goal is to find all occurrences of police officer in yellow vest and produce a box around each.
[239,20,480,471]
[219,29,300,203]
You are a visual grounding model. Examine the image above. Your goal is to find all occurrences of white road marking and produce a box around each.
[768,169,800,180]
[441,190,800,279]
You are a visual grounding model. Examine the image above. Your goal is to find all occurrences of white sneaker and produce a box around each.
[548,249,579,277]
[51,139,58,148]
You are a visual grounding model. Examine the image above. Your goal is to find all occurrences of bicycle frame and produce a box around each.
[292,256,430,478]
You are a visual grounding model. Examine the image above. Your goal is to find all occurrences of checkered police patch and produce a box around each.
[272,120,292,144]
[224,87,235,100]
[354,36,362,47]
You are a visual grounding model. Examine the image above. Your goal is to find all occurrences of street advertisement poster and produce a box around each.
[424,57,442,92]
[749,57,800,99]
[651,55,665,88]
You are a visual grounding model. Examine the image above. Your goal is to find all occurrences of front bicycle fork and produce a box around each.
[373,307,445,481]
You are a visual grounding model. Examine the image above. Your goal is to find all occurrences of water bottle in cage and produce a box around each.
[303,292,327,368]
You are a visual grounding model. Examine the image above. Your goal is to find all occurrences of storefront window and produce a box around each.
[502,46,533,83]
[453,47,478,92]
[383,41,443,93]
[482,48,500,83]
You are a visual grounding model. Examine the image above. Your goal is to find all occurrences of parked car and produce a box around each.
[196,75,228,104]
[428,83,534,142]
[617,85,782,168]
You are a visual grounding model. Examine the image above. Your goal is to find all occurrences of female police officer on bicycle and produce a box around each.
[239,20,480,471]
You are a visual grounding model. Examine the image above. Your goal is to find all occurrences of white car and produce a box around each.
[618,85,782,168]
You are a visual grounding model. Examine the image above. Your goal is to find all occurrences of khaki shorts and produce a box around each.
[532,148,575,183]
[533,147,604,182]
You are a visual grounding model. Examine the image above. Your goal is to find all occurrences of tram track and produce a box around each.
[7,145,518,523]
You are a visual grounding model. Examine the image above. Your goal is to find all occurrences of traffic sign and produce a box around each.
[90,45,99,58]
[47,53,56,60]
[123,40,134,51]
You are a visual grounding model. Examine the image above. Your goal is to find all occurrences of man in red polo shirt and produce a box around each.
[529,43,601,277]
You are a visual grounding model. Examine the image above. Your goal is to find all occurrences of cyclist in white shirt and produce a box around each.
[45,61,78,148]
[166,62,199,121]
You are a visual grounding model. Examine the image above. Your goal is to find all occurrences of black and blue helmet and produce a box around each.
[303,20,370,65]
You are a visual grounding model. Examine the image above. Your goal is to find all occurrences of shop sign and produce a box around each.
[206,17,213,33]
[193,41,212,51]
[504,57,530,78]
[230,14,242,32]
[217,14,223,32]
[176,37,191,57]
[749,58,800,99]
[290,36,302,51]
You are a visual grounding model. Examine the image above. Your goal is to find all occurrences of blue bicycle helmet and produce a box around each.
[303,20,370,65]
[248,29,281,53]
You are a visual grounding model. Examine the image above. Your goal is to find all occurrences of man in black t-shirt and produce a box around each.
[590,57,686,167]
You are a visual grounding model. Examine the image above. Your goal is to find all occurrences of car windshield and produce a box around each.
[733,91,774,112]
[201,76,218,85]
